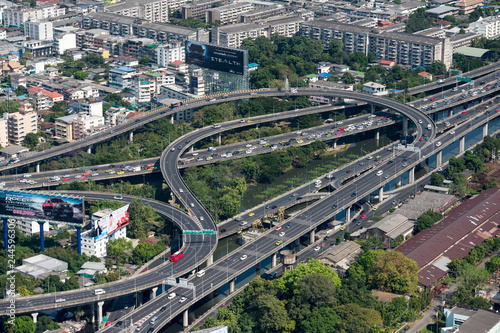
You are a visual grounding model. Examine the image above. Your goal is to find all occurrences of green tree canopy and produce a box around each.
[341,72,356,84]
[430,172,445,186]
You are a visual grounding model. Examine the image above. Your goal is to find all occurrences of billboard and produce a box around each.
[0,190,83,225]
[92,204,130,239]
[185,41,247,75]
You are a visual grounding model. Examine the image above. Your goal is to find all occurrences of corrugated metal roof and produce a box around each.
[396,188,500,286]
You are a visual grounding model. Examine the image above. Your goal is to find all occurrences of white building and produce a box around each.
[0,0,18,26]
[53,33,76,55]
[81,230,108,258]
[24,20,53,41]
[469,15,500,39]
[14,254,67,279]
[8,110,38,145]
[154,43,185,67]
[10,219,49,236]
[363,82,388,96]
[106,106,131,126]
[4,4,63,27]
[73,100,103,117]
[73,115,105,140]
[0,114,8,148]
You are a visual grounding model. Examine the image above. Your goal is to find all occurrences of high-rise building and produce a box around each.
[154,43,185,67]
[298,20,453,69]
[105,0,170,23]
[0,114,8,148]
[469,15,500,39]
[206,2,254,25]
[181,0,228,19]
[24,20,53,41]
[8,110,38,145]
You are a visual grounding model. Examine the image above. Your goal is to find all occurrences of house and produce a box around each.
[455,0,483,14]
[380,60,395,68]
[1,60,24,75]
[364,214,414,245]
[10,74,26,89]
[317,241,362,277]
[435,19,452,29]
[317,61,333,73]
[417,71,433,81]
[363,82,387,95]
[443,306,500,333]
[114,55,139,67]
[426,5,459,19]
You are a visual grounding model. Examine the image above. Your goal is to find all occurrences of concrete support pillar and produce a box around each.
[409,167,415,184]
[436,151,442,168]
[36,164,40,173]
[271,253,277,268]
[97,301,104,325]
[403,117,408,137]
[31,313,38,324]
[346,206,351,222]
[448,110,453,118]
[309,229,315,245]
[379,187,384,202]
[190,146,194,152]
[229,279,235,294]
[3,218,8,250]
[460,136,465,153]
[170,115,174,124]
[38,221,45,252]
[183,309,189,327]
[151,287,158,299]
[87,146,92,154]
[483,123,489,137]
[217,134,221,145]
[375,131,380,141]
[333,140,337,149]
[295,239,300,248]
[206,254,213,267]
[370,103,375,115]
[129,131,133,142]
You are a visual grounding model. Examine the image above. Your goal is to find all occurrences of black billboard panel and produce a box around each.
[0,190,84,225]
[185,42,247,75]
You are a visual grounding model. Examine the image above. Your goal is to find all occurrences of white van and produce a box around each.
[94,289,105,296]
[197,270,206,277]
[150,316,158,325]
[376,170,383,176]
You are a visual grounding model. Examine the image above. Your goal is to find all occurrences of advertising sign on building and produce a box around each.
[185,41,248,75]
[0,190,83,225]
[92,204,130,239]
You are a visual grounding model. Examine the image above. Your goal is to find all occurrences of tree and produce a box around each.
[13,316,35,333]
[139,57,152,66]
[427,61,447,76]
[253,294,290,333]
[14,85,27,96]
[405,8,432,33]
[93,74,103,82]
[295,274,337,308]
[50,101,68,113]
[335,303,383,333]
[431,172,445,186]
[341,72,355,84]
[278,259,341,295]
[74,71,88,80]
[300,307,340,333]
[127,199,156,239]
[414,209,442,234]
[86,53,105,67]
[365,250,419,294]
[23,133,39,149]
[452,173,468,197]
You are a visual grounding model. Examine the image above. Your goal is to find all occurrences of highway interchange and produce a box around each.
[1,66,500,331]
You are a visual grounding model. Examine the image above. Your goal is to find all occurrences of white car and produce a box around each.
[192,152,199,156]
[240,221,248,226]
[199,216,204,221]
[240,255,248,261]
[0,182,5,187]
[20,179,28,183]
[245,144,252,148]
[450,131,455,135]
[367,156,373,160]
[436,142,442,147]
[23,174,32,178]
[179,297,187,303]
[314,246,321,252]
[279,232,285,237]
[179,188,184,192]
[337,122,343,125]
[168,293,176,300]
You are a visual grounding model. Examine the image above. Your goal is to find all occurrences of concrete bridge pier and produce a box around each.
[129,131,133,142]
[403,117,408,137]
[436,151,442,168]
[97,301,104,325]
[371,103,375,115]
[375,131,380,141]
[448,110,453,118]
[271,253,277,268]
[483,123,489,138]
[346,206,351,222]
[229,279,235,293]
[87,146,92,154]
[409,167,415,184]
[183,309,189,327]
[309,229,315,245]
[170,115,174,124]
[190,146,194,152]
[333,140,337,149]
[206,254,213,267]
[460,136,465,153]
[217,134,221,145]
[36,163,40,173]
[151,287,158,299]
[379,187,384,202]
[31,313,38,324]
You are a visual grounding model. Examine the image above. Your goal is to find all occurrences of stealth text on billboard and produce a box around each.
[185,42,247,75]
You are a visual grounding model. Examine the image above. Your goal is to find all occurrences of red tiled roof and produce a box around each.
[436,19,452,26]
[396,188,500,286]
[126,112,140,118]
[380,60,394,65]
[170,60,184,66]
[45,91,63,99]
[418,71,432,77]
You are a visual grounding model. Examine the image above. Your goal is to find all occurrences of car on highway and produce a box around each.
[79,176,86,180]
[367,156,373,160]
[197,270,206,277]
[436,142,442,147]
[240,221,248,226]
[168,293,176,300]
[340,226,346,231]
[179,297,187,303]
[351,192,356,197]
[220,228,227,234]
[92,173,99,176]
[23,173,32,178]
[179,188,183,192]
[199,216,204,221]
[63,178,70,181]
[373,206,379,211]
[249,213,255,217]
[83,172,91,176]
[117,171,124,175]
[275,226,282,231]
[430,98,436,101]
[275,240,283,246]
[292,193,298,197]
[360,214,366,219]
[346,170,351,173]
[420,137,424,141]
[314,246,320,252]
[279,232,285,237]
[240,255,248,260]
[105,169,113,173]
[450,131,455,135]
[357,221,363,226]
[286,224,292,228]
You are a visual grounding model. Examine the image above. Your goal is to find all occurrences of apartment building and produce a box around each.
[455,0,483,14]
[299,20,453,69]
[8,110,38,145]
[181,0,228,19]
[0,114,8,148]
[206,2,254,25]
[450,33,481,51]
[82,12,209,44]
[0,0,18,26]
[53,33,76,55]
[109,66,136,88]
[469,15,500,39]
[131,75,154,103]
[4,4,63,27]
[24,20,54,41]
[105,106,132,126]
[106,0,169,23]
[212,23,265,48]
[22,40,53,58]
[155,43,185,67]
[73,115,105,140]
[261,14,305,38]
[55,114,77,141]
[239,5,286,23]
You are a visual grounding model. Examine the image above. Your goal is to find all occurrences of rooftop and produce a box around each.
[459,309,500,333]
[454,46,494,58]
[427,5,459,14]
